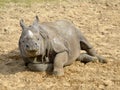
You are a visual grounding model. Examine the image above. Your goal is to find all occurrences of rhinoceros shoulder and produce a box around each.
[51,36,70,53]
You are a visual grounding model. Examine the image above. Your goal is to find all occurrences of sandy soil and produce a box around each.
[0,0,120,90]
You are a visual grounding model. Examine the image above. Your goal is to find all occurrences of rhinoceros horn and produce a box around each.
[27,30,34,38]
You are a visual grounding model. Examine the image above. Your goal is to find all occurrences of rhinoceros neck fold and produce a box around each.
[40,33,52,58]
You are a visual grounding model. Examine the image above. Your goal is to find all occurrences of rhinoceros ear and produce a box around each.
[20,19,26,30]
[33,16,39,25]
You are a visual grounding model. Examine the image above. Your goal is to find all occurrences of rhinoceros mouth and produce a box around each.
[26,51,38,56]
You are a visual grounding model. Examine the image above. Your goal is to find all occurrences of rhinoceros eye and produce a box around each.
[22,40,25,43]
[37,38,39,40]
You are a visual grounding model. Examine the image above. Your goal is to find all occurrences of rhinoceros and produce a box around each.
[19,16,106,76]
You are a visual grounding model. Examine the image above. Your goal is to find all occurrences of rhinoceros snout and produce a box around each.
[26,43,39,53]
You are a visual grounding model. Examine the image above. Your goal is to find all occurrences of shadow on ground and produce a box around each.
[0,49,27,75]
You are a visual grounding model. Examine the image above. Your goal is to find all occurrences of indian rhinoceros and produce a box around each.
[19,16,106,76]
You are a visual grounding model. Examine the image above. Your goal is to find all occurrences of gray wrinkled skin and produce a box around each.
[19,16,106,76]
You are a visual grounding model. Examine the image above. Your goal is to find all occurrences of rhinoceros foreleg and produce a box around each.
[77,53,98,63]
[27,63,53,72]
[24,57,53,72]
[53,51,68,76]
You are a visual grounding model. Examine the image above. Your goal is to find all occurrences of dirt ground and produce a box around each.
[0,0,120,90]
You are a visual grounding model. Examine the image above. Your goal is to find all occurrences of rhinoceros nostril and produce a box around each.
[26,45,29,48]
[35,43,38,46]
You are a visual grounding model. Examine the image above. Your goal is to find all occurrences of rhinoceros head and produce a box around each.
[19,16,45,57]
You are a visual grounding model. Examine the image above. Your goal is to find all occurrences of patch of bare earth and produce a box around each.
[0,0,120,90]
